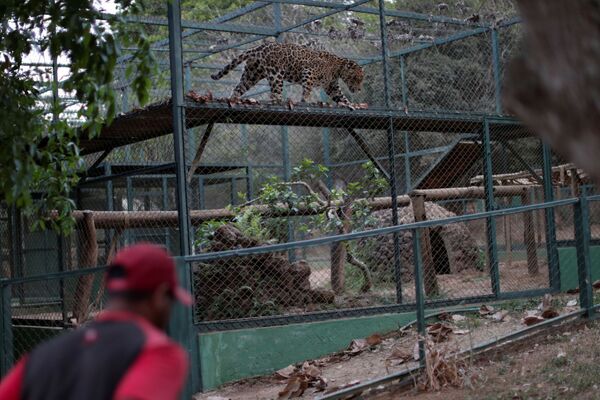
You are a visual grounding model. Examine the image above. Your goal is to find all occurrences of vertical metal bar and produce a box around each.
[105,163,114,256]
[1,280,14,376]
[246,166,253,201]
[198,177,205,209]
[184,64,191,92]
[491,28,502,115]
[412,229,426,367]
[168,0,192,256]
[230,178,236,206]
[57,233,68,324]
[403,132,411,192]
[542,142,560,291]
[241,124,253,200]
[320,91,333,190]
[400,55,408,110]
[162,176,171,251]
[574,196,593,317]
[483,119,500,296]
[273,1,295,260]
[379,0,402,302]
[126,177,133,244]
[169,258,202,394]
[378,0,392,107]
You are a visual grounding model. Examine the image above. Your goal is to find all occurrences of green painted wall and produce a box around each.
[558,245,600,291]
[198,312,416,390]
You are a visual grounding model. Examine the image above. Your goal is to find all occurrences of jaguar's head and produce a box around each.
[340,59,364,93]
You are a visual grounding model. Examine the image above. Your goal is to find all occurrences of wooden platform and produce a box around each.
[77,99,530,155]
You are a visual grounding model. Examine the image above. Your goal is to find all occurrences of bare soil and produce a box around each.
[370,319,600,400]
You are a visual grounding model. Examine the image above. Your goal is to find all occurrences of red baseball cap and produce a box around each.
[106,243,193,306]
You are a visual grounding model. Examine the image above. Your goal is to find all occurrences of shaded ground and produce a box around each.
[371,319,600,400]
[194,294,582,400]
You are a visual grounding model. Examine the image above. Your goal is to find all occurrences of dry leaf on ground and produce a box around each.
[479,305,495,316]
[437,312,451,321]
[366,333,383,346]
[522,315,545,326]
[345,339,369,355]
[278,376,308,399]
[427,322,454,342]
[275,365,296,380]
[541,308,559,319]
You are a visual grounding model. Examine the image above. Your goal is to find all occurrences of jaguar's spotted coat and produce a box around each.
[211,42,364,106]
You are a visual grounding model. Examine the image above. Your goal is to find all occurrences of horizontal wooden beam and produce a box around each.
[71,185,535,229]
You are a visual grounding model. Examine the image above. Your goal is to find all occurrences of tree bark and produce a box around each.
[72,211,99,323]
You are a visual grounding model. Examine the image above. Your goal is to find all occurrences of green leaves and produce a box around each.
[0,0,154,232]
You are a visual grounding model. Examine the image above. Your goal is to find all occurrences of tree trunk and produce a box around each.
[410,194,439,296]
[72,211,99,323]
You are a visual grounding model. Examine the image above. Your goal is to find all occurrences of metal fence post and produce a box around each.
[574,196,593,317]
[169,258,201,397]
[491,28,502,115]
[482,119,500,296]
[168,0,192,257]
[1,279,14,377]
[378,0,403,303]
[542,142,560,291]
[412,229,426,367]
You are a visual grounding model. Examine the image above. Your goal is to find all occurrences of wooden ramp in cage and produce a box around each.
[414,141,483,190]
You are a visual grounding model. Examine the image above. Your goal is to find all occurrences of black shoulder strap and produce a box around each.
[23,320,145,400]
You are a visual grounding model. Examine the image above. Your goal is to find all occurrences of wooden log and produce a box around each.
[521,191,539,275]
[410,193,439,296]
[330,206,351,295]
[70,185,536,230]
[72,211,99,323]
[570,168,581,197]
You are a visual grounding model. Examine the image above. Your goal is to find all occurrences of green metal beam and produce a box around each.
[482,119,500,297]
[542,142,560,292]
[184,0,372,64]
[104,13,277,36]
[359,26,489,66]
[266,0,483,27]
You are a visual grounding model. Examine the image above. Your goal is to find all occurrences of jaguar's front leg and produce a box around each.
[325,82,353,108]
[268,72,284,104]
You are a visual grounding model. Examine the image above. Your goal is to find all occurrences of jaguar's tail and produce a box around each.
[211,45,262,80]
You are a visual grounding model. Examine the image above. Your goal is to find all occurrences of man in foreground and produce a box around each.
[0,243,192,400]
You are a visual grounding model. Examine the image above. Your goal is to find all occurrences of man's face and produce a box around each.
[150,284,175,330]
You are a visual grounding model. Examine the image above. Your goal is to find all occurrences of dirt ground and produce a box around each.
[371,319,600,400]
[194,294,585,400]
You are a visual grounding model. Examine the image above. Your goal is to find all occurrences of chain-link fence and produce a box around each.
[4,0,600,396]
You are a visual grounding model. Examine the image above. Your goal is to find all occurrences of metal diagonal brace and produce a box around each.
[85,148,113,177]
[346,128,391,182]
[187,123,214,184]
[500,140,544,185]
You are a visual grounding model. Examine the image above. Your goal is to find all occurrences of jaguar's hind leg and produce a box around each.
[231,63,264,98]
